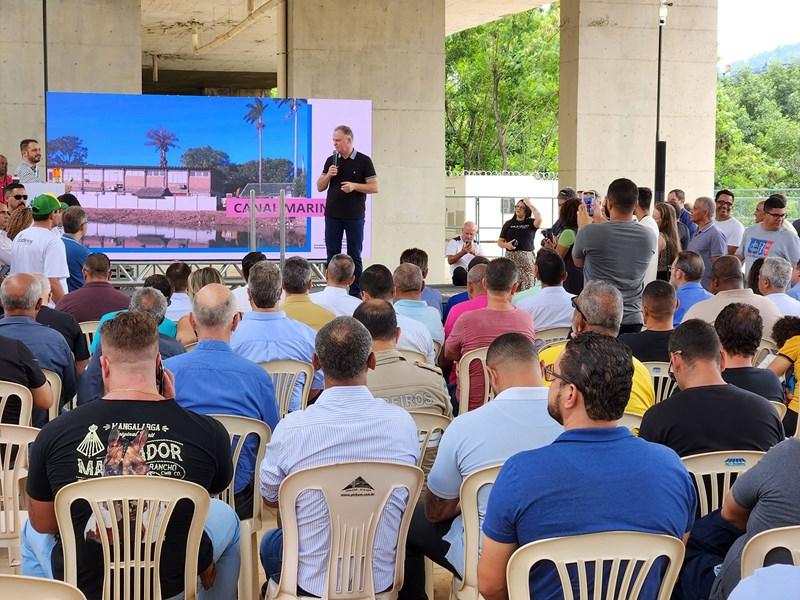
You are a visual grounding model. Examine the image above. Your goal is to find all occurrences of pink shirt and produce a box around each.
[444,294,488,338]
[445,306,535,411]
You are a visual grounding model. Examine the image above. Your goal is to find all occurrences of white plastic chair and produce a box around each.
[0,574,87,598]
[407,411,451,471]
[506,531,685,600]
[682,451,765,518]
[79,321,100,356]
[399,349,428,364]
[451,464,503,600]
[536,327,571,348]
[457,347,491,415]
[618,412,643,433]
[752,339,778,367]
[0,381,33,426]
[42,369,62,422]
[769,400,787,420]
[740,525,800,579]
[210,414,272,600]
[0,425,39,567]
[434,341,443,363]
[260,359,314,417]
[643,362,679,404]
[54,476,210,600]
[271,461,424,600]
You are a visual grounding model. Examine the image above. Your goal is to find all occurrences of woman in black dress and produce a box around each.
[498,198,542,291]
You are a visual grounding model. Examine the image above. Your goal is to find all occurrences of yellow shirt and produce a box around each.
[280,295,336,331]
[539,342,655,416]
[777,336,800,413]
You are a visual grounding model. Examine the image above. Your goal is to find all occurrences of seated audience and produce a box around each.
[279,256,335,331]
[539,281,655,416]
[619,280,676,363]
[21,311,240,599]
[767,316,800,435]
[360,264,436,364]
[728,566,800,600]
[444,256,489,321]
[447,221,484,286]
[175,267,223,346]
[400,334,562,600]
[0,332,49,425]
[401,247,443,317]
[716,303,784,403]
[165,283,279,519]
[164,261,192,322]
[354,299,450,416]
[233,251,266,313]
[478,333,696,600]
[0,273,73,425]
[671,250,712,326]
[61,206,90,292]
[683,255,781,340]
[394,263,445,345]
[55,252,130,322]
[747,257,766,295]
[33,273,90,374]
[788,259,800,301]
[310,253,362,316]
[78,287,185,405]
[231,261,323,411]
[759,256,800,316]
[258,317,419,596]
[444,263,488,338]
[516,249,573,331]
[445,258,535,412]
[639,320,783,457]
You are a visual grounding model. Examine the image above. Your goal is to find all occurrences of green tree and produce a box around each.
[181,146,231,169]
[145,128,178,168]
[243,98,267,186]
[47,136,88,165]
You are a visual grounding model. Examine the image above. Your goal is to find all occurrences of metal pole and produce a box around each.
[279,189,287,269]
[249,189,257,251]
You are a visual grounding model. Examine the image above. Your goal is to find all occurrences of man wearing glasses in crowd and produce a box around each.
[0,198,11,268]
[713,189,744,255]
[3,183,28,210]
[737,194,800,278]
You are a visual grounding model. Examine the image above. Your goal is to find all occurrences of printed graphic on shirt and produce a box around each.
[747,238,774,258]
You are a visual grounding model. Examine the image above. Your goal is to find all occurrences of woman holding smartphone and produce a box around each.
[498,198,542,290]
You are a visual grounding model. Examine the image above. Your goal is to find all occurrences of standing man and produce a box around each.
[446,222,484,286]
[635,187,660,285]
[0,198,11,267]
[14,139,42,183]
[668,188,697,236]
[737,194,800,277]
[61,206,90,291]
[0,154,13,189]
[714,190,745,255]
[317,125,379,298]
[4,182,27,210]
[687,196,727,290]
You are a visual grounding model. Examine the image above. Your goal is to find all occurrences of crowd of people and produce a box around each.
[3,164,800,599]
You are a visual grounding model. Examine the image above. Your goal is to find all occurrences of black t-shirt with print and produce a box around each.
[322,150,377,219]
[27,399,233,600]
[0,334,47,424]
[499,217,538,252]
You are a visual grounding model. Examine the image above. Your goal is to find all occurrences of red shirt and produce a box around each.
[444,294,488,338]
[55,281,130,323]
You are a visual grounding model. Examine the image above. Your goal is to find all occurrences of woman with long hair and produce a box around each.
[653,203,681,281]
[548,198,583,294]
[6,206,32,241]
[497,198,542,291]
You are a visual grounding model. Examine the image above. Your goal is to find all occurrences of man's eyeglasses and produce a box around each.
[765,211,786,220]
[12,194,27,201]
[544,364,572,385]
[571,296,586,322]
[715,201,732,207]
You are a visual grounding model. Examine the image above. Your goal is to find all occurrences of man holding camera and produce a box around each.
[446,221,484,286]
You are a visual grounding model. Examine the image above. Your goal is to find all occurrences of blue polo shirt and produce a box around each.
[421,286,443,318]
[62,234,91,292]
[483,427,696,598]
[165,339,279,493]
[674,282,713,326]
[394,299,444,345]
[230,311,323,412]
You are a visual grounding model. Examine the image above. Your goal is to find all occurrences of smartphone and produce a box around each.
[156,360,164,395]
[583,196,594,216]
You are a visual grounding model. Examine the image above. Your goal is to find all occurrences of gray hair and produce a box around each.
[393,263,423,293]
[192,286,237,328]
[694,196,715,216]
[761,256,792,290]
[247,261,282,308]
[0,274,40,310]
[315,317,373,380]
[327,254,355,285]
[467,263,488,286]
[578,281,623,334]
[130,287,168,324]
[31,273,50,301]
[283,256,312,294]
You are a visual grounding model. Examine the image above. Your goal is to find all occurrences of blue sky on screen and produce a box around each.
[46,92,310,167]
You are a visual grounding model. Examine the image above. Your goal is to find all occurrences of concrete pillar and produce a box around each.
[0,0,141,171]
[559,0,717,202]
[286,0,446,280]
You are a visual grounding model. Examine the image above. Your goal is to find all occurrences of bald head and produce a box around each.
[712,255,744,292]
[0,273,41,315]
[393,263,423,297]
[461,221,478,243]
[190,283,238,339]
[467,263,488,299]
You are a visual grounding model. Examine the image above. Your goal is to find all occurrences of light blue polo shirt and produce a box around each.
[394,299,444,344]
[230,310,323,411]
[674,282,713,326]
[427,386,562,577]
[483,427,697,598]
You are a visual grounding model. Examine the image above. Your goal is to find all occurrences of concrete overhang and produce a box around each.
[445,0,551,34]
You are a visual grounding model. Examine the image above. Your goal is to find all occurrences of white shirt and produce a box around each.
[259,385,419,596]
[310,285,362,316]
[10,225,69,292]
[446,237,485,275]
[516,286,574,331]
[715,216,745,249]
[767,292,800,316]
[0,230,12,266]
[397,313,436,364]
[638,214,660,285]
[165,291,192,322]
[232,285,250,313]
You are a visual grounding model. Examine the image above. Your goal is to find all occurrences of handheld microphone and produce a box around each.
[333,151,339,167]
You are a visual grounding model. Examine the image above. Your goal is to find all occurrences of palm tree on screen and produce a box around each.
[277,98,308,178]
[145,128,179,168]
[243,98,267,186]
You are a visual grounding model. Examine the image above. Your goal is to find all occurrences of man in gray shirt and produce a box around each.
[687,196,727,290]
[737,194,800,278]
[572,178,656,334]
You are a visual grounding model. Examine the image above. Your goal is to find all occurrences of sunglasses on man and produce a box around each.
[12,194,27,201]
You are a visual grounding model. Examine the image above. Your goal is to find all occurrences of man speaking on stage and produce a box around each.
[317,125,379,297]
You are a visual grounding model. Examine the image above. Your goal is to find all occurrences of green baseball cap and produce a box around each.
[30,193,68,217]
